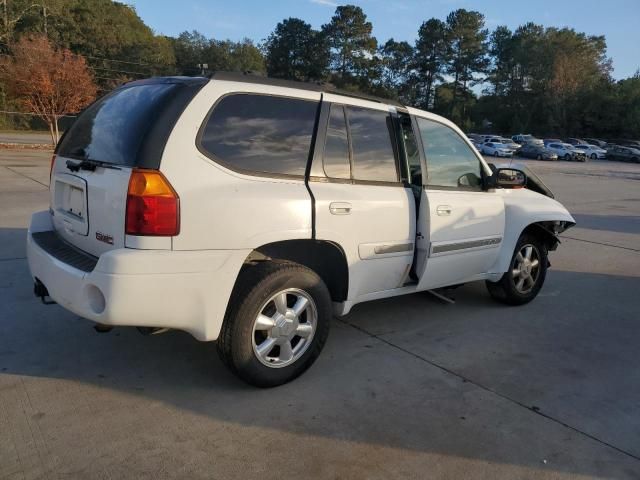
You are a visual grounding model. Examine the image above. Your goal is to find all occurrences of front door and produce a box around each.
[408,116,505,290]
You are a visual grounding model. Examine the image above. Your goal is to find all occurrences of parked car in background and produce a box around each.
[607,145,640,163]
[546,143,587,161]
[564,138,588,146]
[512,134,535,144]
[543,138,563,146]
[482,142,514,157]
[484,137,521,152]
[583,138,608,148]
[573,144,607,159]
[518,144,558,161]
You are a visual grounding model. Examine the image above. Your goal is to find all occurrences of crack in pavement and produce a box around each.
[3,166,49,188]
[339,318,640,463]
[560,235,640,253]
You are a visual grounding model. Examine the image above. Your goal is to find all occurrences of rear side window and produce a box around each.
[199,94,319,176]
[347,106,398,182]
[58,83,194,167]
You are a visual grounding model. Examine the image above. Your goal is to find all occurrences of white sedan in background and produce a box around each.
[573,144,607,159]
[482,142,514,157]
[546,142,587,161]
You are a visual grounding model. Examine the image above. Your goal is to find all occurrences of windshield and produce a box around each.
[57,82,199,167]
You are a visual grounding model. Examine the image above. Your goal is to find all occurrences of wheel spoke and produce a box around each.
[256,337,277,358]
[279,341,293,362]
[516,276,526,291]
[512,268,521,277]
[524,275,534,288]
[524,246,533,260]
[516,252,524,264]
[292,296,309,317]
[274,292,288,315]
[296,323,313,338]
[255,314,276,330]
[530,259,539,268]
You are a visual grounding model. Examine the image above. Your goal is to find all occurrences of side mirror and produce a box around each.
[494,168,527,188]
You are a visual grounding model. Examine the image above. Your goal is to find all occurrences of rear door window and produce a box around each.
[347,106,398,183]
[323,104,351,179]
[199,94,319,176]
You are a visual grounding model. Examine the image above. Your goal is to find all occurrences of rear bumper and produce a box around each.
[26,211,249,341]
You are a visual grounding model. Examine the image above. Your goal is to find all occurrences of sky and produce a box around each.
[127,0,640,81]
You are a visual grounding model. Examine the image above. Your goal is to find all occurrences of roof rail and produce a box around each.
[209,71,403,107]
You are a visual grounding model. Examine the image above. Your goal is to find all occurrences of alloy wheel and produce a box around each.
[512,244,541,294]
[251,288,317,368]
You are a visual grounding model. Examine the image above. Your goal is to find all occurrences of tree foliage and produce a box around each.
[0,34,96,142]
[0,1,637,139]
[264,18,328,81]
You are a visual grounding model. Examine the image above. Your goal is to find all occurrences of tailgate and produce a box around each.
[50,159,131,257]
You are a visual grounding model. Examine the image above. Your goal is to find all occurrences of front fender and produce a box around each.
[489,189,575,274]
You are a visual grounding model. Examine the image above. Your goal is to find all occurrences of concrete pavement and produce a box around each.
[1,151,639,479]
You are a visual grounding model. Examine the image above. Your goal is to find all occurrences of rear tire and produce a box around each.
[536,154,542,160]
[486,233,548,306]
[564,153,572,161]
[217,261,332,387]
[591,153,597,160]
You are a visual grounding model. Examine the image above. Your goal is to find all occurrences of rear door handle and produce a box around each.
[329,202,352,215]
[436,205,452,216]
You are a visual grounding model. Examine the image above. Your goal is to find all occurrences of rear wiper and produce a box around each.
[66,158,122,172]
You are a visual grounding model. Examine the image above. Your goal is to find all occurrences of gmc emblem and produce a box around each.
[96,231,114,245]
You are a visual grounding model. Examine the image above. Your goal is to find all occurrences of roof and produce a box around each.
[209,71,404,107]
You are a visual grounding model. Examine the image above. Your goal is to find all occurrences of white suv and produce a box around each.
[27,73,575,387]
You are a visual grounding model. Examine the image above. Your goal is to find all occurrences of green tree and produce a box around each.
[265,18,328,81]
[413,18,448,109]
[377,38,413,100]
[321,4,377,87]
[444,9,489,124]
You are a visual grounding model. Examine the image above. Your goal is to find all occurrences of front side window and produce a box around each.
[199,94,319,176]
[417,118,482,189]
[347,106,398,183]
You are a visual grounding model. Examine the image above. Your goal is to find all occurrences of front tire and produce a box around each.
[217,261,332,387]
[486,233,548,305]
[591,153,597,160]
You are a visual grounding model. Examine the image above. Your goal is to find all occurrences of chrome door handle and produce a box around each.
[436,205,452,216]
[329,202,352,215]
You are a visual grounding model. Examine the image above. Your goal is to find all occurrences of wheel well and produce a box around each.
[245,240,349,302]
[522,222,560,252]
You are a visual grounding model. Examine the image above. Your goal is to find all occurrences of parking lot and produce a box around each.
[1,149,639,479]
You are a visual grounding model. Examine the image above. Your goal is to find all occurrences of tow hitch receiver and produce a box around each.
[33,279,56,305]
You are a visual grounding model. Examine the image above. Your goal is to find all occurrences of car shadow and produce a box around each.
[1,227,639,477]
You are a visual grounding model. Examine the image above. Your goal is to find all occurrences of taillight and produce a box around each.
[49,154,56,180]
[125,169,179,236]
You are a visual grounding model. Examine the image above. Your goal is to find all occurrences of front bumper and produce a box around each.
[26,211,249,341]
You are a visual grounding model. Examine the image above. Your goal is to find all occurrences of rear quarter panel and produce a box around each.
[160,80,321,251]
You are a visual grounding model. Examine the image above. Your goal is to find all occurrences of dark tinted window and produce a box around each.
[200,94,318,176]
[348,106,398,182]
[417,117,481,189]
[58,83,185,166]
[323,105,351,179]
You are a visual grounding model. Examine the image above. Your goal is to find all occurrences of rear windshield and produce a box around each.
[58,82,200,167]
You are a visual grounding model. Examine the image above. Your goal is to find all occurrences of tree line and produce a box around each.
[0,0,638,139]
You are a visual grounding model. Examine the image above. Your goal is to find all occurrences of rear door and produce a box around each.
[309,95,415,299]
[411,116,505,290]
[50,79,205,257]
